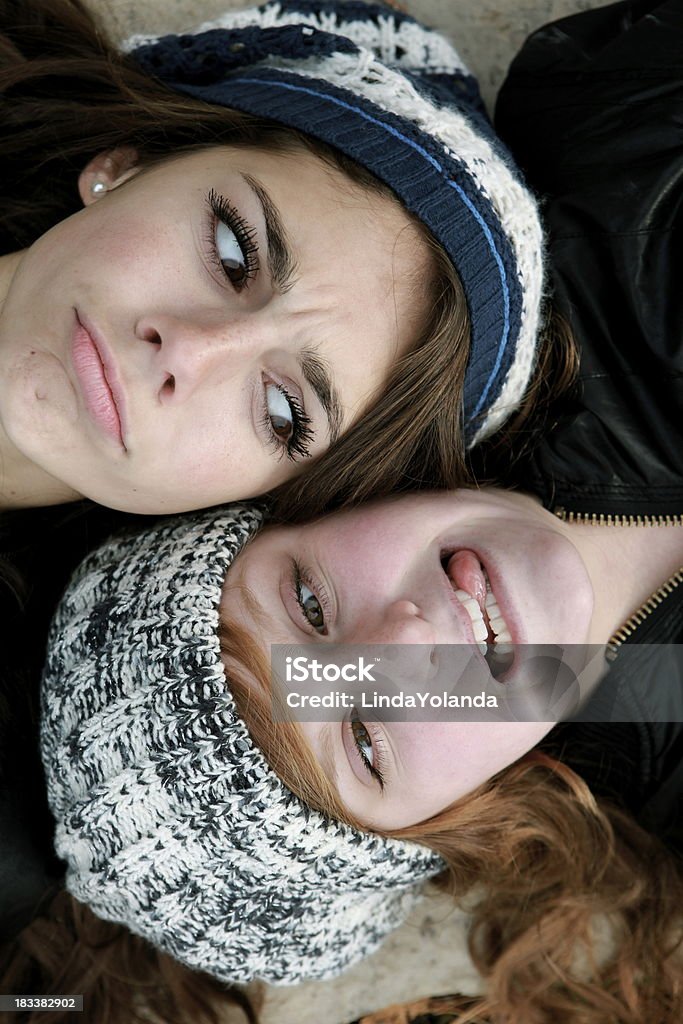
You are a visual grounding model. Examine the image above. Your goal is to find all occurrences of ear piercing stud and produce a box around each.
[91,180,107,196]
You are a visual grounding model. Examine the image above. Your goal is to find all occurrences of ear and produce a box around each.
[78,146,140,205]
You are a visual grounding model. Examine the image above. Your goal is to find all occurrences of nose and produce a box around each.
[362,600,437,646]
[358,601,438,688]
[135,312,275,401]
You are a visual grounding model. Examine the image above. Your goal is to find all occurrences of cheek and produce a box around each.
[84,216,177,290]
[2,350,79,452]
[395,721,545,810]
[328,521,413,586]
[126,417,288,509]
[31,212,89,267]
[31,209,137,287]
[66,200,187,297]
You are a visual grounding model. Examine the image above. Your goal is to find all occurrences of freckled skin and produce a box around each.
[0,146,428,512]
[221,489,599,828]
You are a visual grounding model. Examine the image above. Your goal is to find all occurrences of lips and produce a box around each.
[442,548,515,679]
[72,311,126,449]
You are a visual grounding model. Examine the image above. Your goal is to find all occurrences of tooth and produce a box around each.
[478,642,487,655]
[495,627,512,643]
[472,618,488,642]
[484,587,511,643]
[459,594,484,623]
[452,586,489,642]
[494,643,514,654]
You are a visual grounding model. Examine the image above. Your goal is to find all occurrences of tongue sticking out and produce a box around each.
[445,550,487,611]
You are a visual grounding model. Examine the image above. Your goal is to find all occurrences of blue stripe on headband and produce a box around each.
[449,182,511,420]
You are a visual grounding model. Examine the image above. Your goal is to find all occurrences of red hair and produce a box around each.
[221,616,683,1024]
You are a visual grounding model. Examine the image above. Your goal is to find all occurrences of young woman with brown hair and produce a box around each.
[0,0,558,517]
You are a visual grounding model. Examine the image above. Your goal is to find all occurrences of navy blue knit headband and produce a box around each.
[128,0,544,444]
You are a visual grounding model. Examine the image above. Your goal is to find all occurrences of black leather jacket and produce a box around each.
[496,0,683,520]
[496,0,683,850]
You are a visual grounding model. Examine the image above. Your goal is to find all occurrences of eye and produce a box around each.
[349,709,386,790]
[215,220,249,287]
[297,580,326,634]
[261,380,315,462]
[351,714,374,767]
[205,189,259,292]
[265,383,293,442]
[290,561,331,636]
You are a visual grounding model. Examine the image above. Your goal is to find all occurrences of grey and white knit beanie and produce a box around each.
[126,0,545,445]
[41,506,444,985]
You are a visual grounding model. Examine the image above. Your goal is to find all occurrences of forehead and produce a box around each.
[231,497,419,576]
[187,144,433,410]
[171,143,415,226]
[273,493,457,541]
[232,145,428,268]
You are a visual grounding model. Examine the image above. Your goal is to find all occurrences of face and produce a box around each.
[0,146,429,512]
[221,489,597,829]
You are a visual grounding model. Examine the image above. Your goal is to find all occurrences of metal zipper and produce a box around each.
[604,568,683,660]
[554,508,682,527]
[553,506,683,659]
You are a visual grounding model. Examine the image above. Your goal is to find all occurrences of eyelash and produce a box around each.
[288,563,386,789]
[204,190,315,461]
[291,559,330,635]
[348,710,387,791]
[260,382,315,462]
[205,188,259,291]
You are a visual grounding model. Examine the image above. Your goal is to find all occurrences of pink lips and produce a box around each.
[72,312,126,449]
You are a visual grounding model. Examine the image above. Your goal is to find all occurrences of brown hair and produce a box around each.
[221,618,683,1024]
[0,0,577,518]
[0,892,260,1024]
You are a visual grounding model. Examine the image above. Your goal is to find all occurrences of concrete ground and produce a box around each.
[90,0,611,1019]
[95,0,606,112]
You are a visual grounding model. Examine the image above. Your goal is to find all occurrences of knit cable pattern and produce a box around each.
[41,506,444,984]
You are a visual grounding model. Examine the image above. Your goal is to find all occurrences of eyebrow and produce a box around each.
[241,171,297,295]
[240,172,344,445]
[299,347,344,445]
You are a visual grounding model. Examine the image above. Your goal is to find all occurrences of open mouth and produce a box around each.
[441,549,514,680]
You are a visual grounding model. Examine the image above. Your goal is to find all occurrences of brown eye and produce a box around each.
[209,190,258,292]
[298,581,326,633]
[222,258,248,288]
[265,384,293,442]
[215,220,247,284]
[351,715,374,767]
